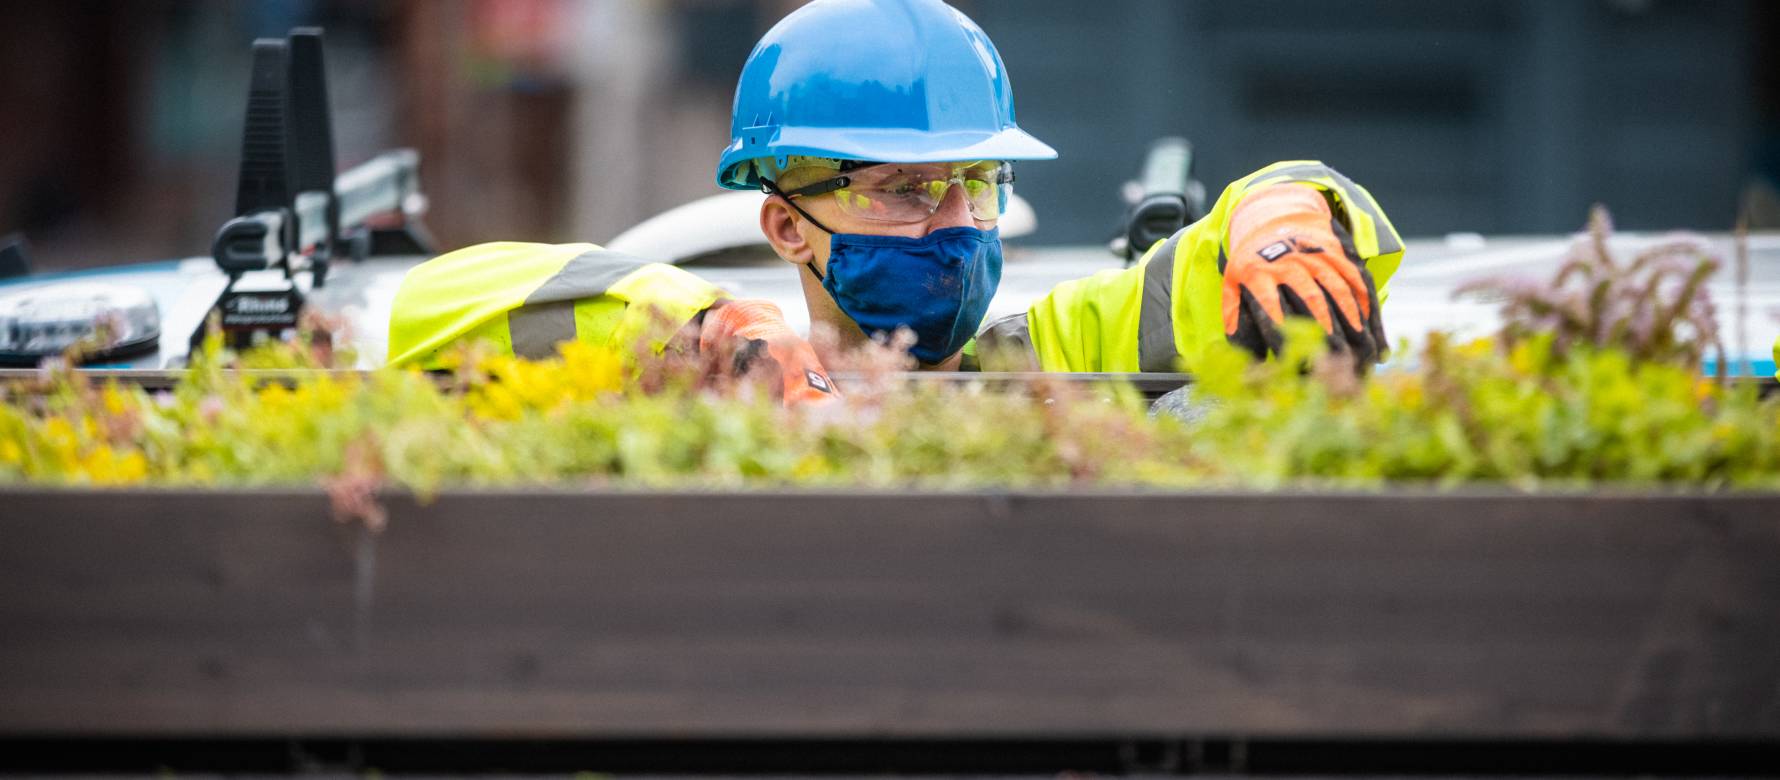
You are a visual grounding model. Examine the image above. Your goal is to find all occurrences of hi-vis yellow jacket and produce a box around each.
[386,161,1403,374]
[386,242,725,369]
[1018,160,1405,373]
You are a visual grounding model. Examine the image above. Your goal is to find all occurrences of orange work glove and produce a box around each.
[1222,183,1386,365]
[699,298,838,406]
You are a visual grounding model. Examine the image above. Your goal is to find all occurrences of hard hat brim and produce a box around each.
[718,126,1057,190]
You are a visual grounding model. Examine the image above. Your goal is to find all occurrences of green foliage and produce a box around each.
[3,327,1778,503]
[2,211,1776,501]
[1183,332,1780,489]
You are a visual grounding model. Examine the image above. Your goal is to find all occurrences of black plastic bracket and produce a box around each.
[0,233,31,280]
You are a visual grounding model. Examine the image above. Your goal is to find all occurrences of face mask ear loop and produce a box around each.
[761,179,839,236]
[762,178,835,282]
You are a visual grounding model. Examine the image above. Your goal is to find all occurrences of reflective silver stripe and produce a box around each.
[525,248,651,306]
[972,311,1039,371]
[1138,231,1186,373]
[1252,164,1404,256]
[1322,167,1403,256]
[508,299,576,359]
[507,248,650,358]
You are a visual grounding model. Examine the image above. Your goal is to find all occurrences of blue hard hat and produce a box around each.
[716,0,1057,190]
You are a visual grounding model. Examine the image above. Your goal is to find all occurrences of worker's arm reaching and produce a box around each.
[1014,160,1405,373]
[385,242,834,406]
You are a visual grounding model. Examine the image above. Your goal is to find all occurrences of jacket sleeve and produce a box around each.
[385,241,726,368]
[1024,160,1405,373]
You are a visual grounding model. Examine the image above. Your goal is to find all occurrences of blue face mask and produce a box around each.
[816,226,1002,365]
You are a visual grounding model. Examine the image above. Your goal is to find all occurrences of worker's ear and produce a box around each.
[760,196,817,267]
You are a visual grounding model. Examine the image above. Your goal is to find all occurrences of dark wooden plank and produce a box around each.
[0,489,1776,739]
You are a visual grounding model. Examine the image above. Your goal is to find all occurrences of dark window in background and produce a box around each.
[969,0,1763,243]
[1750,0,1780,224]
[1238,70,1480,123]
[679,3,761,87]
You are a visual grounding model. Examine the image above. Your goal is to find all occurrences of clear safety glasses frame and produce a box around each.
[780,161,1015,224]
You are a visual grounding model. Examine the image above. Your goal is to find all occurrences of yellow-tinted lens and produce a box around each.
[828,162,1009,223]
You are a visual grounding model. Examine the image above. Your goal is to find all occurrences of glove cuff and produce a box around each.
[1228,183,1334,254]
[699,299,795,354]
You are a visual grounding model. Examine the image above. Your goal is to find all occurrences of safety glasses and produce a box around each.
[781,161,1014,224]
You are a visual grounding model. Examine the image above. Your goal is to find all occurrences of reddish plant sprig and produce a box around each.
[1458,205,1725,373]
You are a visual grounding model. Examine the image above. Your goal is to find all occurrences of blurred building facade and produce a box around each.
[0,0,1773,272]
[976,0,1775,243]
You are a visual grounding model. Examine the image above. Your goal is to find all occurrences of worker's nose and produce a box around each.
[926,181,978,232]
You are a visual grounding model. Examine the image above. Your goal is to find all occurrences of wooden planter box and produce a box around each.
[2,489,1777,747]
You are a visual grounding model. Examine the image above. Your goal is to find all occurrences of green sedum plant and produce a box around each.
[2,211,1777,505]
[1183,324,1779,489]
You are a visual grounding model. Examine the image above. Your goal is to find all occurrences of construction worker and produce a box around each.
[387,0,1403,400]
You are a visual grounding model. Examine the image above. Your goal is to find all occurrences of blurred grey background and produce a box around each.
[1,0,1775,272]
